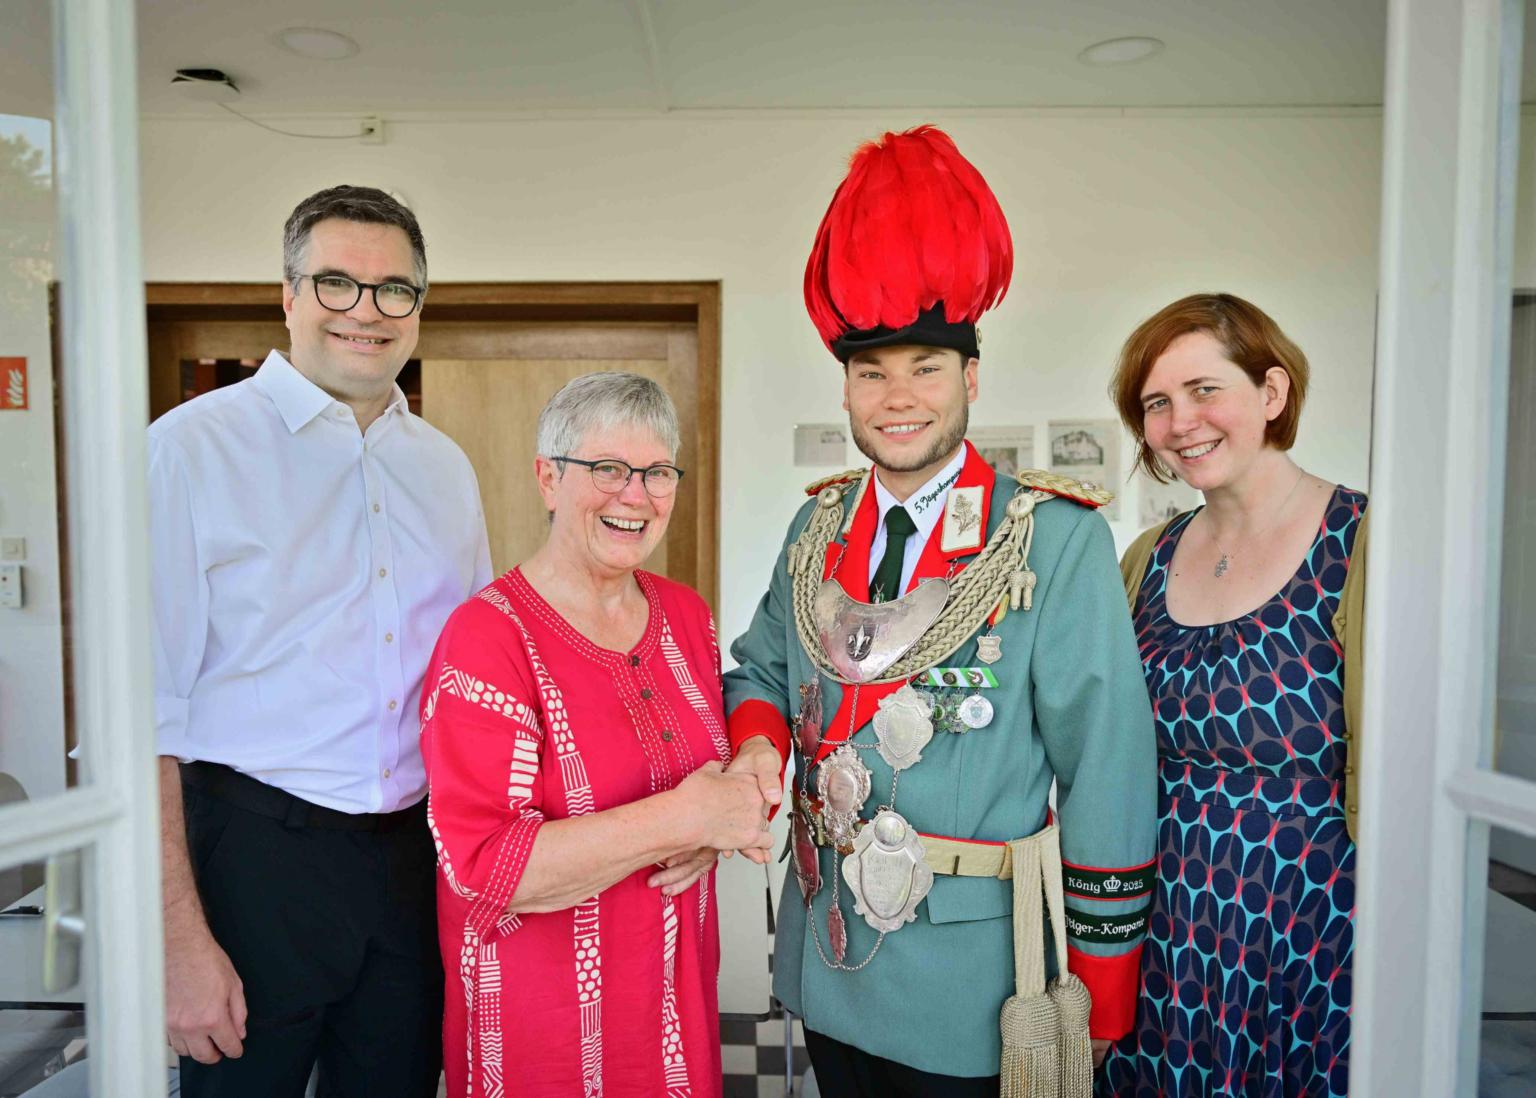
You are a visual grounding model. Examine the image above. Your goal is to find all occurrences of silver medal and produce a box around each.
[814,577,949,683]
[871,684,935,771]
[815,745,871,853]
[976,633,1003,665]
[841,809,934,932]
[957,693,995,730]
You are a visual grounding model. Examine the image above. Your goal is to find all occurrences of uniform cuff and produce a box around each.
[727,699,792,765]
[1068,945,1142,1040]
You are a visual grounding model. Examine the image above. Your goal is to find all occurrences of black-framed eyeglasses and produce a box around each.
[553,456,685,498]
[295,273,423,318]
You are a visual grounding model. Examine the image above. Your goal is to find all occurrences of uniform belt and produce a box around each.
[180,761,426,832]
[794,792,1014,879]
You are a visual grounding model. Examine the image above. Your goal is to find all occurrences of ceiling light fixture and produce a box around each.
[170,68,241,102]
[276,27,361,60]
[1078,36,1165,66]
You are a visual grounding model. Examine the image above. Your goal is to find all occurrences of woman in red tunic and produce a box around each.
[421,373,774,1097]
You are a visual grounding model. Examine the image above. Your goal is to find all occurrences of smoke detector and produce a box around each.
[170,69,241,102]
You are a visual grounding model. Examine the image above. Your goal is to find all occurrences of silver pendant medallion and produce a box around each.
[841,810,934,933]
[871,684,935,771]
[791,803,821,905]
[976,633,1003,665]
[814,577,949,683]
[815,745,871,854]
[796,679,823,756]
[957,693,995,730]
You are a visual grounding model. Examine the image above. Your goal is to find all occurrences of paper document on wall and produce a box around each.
[1047,419,1122,520]
[794,423,850,467]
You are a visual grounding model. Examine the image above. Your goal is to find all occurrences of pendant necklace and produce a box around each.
[1207,468,1306,579]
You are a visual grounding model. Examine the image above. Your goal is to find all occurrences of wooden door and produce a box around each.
[419,325,702,578]
[144,284,720,607]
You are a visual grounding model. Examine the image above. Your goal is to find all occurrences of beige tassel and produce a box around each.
[1000,991,1062,1098]
[1049,973,1093,1098]
[1001,836,1061,1098]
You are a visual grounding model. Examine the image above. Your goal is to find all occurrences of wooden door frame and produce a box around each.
[144,281,722,607]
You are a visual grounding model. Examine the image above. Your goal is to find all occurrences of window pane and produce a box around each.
[1499,295,1536,781]
[0,845,94,1095]
[1480,828,1536,1094]
[0,7,73,799]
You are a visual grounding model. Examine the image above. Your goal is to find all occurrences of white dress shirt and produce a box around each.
[149,350,492,813]
[867,446,966,597]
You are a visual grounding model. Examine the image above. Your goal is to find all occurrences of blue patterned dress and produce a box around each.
[1099,486,1366,1098]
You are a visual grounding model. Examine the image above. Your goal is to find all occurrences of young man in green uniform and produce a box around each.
[723,126,1157,1095]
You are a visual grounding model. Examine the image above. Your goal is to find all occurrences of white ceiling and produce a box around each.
[5,0,1408,121]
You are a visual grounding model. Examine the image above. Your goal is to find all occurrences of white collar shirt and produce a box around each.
[867,446,967,597]
[148,350,492,813]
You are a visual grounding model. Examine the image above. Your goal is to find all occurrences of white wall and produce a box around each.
[131,108,1388,1014]
[137,110,1385,652]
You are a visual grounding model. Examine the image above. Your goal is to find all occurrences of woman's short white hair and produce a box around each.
[536,372,681,462]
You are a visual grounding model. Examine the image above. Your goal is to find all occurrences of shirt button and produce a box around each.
[385,632,394,644]
[382,768,392,779]
[629,655,640,667]
[641,688,653,700]
[388,699,398,711]
[661,730,673,742]
[378,568,387,578]
[373,503,381,513]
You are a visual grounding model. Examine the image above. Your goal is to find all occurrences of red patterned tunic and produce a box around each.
[421,568,729,1098]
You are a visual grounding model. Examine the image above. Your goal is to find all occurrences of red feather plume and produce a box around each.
[804,125,1013,352]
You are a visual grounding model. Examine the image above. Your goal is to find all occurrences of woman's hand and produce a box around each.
[721,736,784,864]
[672,761,774,857]
[647,847,719,896]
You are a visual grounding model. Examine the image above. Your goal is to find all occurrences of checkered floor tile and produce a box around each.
[720,1009,810,1098]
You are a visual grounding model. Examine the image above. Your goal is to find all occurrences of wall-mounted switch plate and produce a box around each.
[0,563,21,608]
[0,537,25,561]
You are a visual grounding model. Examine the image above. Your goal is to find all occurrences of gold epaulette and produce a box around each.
[804,468,867,496]
[1014,469,1115,508]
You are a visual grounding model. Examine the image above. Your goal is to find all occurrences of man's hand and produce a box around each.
[723,736,784,864]
[646,847,720,896]
[159,758,246,1064]
[164,928,247,1064]
[1092,1038,1111,1068]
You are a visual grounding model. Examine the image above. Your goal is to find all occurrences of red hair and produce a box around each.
[1111,293,1310,482]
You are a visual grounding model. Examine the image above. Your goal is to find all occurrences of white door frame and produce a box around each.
[0,0,165,1092]
[1355,0,1536,1094]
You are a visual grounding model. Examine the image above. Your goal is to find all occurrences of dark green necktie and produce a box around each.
[871,506,917,603]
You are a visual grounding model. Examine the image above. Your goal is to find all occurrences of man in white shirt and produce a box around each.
[149,185,492,1097]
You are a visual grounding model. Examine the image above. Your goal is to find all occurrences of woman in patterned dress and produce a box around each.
[420,373,775,1097]
[1098,295,1365,1098]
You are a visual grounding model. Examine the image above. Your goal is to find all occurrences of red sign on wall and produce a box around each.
[0,358,27,410]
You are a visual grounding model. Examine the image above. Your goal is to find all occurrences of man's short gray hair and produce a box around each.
[536,372,681,462]
[282,185,428,290]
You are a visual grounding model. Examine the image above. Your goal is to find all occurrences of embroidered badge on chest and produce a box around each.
[940,485,985,554]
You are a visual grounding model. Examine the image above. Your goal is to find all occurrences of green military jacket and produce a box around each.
[723,443,1158,1078]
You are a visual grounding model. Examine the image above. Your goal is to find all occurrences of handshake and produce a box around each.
[646,737,784,896]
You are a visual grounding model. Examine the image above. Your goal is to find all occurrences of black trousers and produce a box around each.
[178,765,443,1098]
[805,1028,1001,1098]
